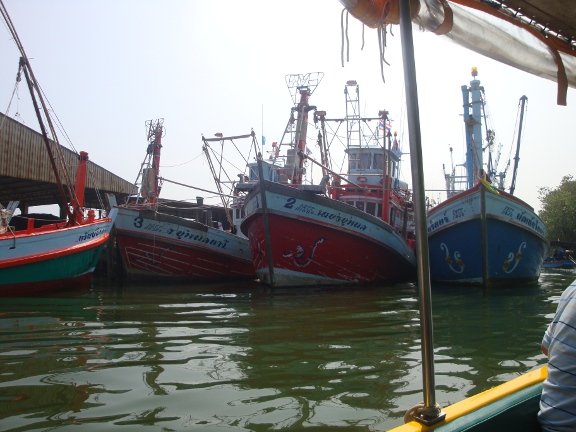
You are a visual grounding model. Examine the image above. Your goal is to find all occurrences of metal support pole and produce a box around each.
[399,0,445,425]
[256,156,275,286]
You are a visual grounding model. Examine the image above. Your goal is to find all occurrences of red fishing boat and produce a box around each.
[240,74,416,286]
[114,120,254,282]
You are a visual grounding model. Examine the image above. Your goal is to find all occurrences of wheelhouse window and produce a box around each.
[367,202,376,216]
[249,166,258,181]
[349,152,358,170]
[360,153,371,169]
[373,153,383,170]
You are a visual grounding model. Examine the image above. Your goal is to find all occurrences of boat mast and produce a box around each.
[18,59,77,223]
[462,67,484,189]
[344,80,362,155]
[509,95,527,196]
[284,73,322,185]
[1,1,82,224]
[291,86,311,185]
[143,119,164,204]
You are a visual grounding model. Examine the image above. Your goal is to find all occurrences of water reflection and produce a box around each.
[0,272,574,431]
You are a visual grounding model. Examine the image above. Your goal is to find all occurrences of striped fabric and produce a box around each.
[539,282,576,431]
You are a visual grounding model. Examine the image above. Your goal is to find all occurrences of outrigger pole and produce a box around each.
[509,95,527,196]
[399,0,445,425]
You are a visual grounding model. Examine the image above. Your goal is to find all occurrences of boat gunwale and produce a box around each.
[242,179,408,239]
[427,185,548,244]
[427,183,537,216]
[389,365,547,431]
[0,232,110,269]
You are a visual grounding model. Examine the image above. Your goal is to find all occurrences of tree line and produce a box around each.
[539,175,576,244]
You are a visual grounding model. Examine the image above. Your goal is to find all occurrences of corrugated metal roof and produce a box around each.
[0,113,135,209]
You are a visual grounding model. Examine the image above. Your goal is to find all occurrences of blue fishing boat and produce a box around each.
[426,69,548,286]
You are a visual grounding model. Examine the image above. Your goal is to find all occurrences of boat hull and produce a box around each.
[427,185,548,285]
[0,210,117,296]
[389,365,546,431]
[241,181,416,287]
[542,259,576,269]
[114,207,254,282]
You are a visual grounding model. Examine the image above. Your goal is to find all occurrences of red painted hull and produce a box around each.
[114,207,254,282]
[244,212,415,286]
[116,233,255,282]
[240,175,417,288]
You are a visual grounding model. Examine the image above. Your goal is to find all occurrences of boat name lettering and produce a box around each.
[516,213,545,235]
[294,203,316,214]
[143,223,163,233]
[77,226,106,242]
[428,216,449,233]
[316,210,367,231]
[165,228,229,249]
[502,206,515,218]
[452,208,464,219]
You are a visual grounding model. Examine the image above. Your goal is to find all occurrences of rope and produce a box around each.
[159,177,236,199]
[87,165,106,211]
[340,8,350,67]
[404,402,442,423]
[1,66,21,132]
[376,0,391,85]
[161,152,203,168]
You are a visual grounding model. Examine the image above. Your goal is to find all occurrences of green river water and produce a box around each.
[1,269,574,431]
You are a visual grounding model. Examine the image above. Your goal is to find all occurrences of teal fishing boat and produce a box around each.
[0,1,117,296]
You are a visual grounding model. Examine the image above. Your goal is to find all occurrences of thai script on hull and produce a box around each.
[316,210,368,231]
[516,213,545,236]
[287,199,368,231]
[131,217,229,250]
[428,216,450,233]
[166,228,229,249]
[77,226,106,242]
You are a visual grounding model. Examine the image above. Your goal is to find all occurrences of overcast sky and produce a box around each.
[1,0,573,213]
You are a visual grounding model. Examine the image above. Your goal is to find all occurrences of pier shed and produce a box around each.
[0,113,135,212]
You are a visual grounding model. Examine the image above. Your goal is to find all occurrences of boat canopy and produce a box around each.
[338,0,576,105]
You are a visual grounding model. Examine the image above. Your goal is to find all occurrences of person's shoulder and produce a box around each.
[561,283,576,301]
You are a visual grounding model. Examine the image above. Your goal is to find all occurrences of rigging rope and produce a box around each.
[161,152,203,168]
[159,177,236,199]
[340,9,350,67]
[1,67,21,132]
[377,24,389,83]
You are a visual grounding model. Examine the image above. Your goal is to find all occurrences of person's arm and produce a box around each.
[542,324,552,357]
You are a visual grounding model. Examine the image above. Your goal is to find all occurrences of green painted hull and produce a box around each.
[0,243,106,296]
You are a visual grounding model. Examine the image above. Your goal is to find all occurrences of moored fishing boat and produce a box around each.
[0,2,117,296]
[0,201,117,297]
[337,0,575,429]
[426,69,548,286]
[240,74,416,286]
[114,120,254,282]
